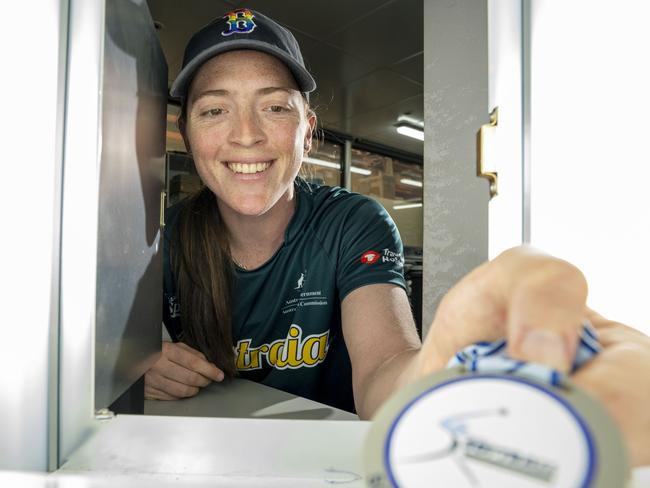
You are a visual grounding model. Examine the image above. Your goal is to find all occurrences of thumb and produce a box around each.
[506,258,587,372]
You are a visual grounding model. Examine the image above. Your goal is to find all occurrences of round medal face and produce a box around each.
[386,375,593,487]
[364,369,628,488]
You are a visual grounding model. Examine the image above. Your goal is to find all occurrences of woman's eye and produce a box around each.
[201,108,224,117]
[268,105,289,113]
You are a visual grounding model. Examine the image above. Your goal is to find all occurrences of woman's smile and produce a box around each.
[225,160,273,175]
[224,159,275,181]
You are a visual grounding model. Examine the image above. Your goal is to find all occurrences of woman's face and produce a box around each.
[183,50,315,217]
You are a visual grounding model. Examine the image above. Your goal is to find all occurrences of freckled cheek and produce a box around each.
[190,131,227,165]
[268,124,305,160]
[279,135,303,157]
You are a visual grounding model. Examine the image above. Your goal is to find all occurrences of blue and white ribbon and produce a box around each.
[447,321,601,387]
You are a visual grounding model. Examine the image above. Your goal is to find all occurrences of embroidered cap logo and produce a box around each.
[222,9,256,36]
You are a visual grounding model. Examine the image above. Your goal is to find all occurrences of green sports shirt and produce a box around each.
[163,183,407,412]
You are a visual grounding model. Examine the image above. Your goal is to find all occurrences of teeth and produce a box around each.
[228,162,271,174]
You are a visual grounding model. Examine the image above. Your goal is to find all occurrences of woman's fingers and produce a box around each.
[571,310,650,466]
[144,342,224,400]
[422,246,587,373]
[144,383,178,401]
[164,342,225,382]
[145,371,200,399]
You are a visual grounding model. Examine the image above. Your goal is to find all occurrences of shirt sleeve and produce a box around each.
[335,196,407,302]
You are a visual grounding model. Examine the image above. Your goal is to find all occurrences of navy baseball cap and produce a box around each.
[170,8,316,100]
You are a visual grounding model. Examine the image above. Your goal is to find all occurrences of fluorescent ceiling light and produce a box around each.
[351,166,372,176]
[393,202,423,210]
[304,157,372,176]
[400,178,422,188]
[304,157,340,170]
[396,123,424,141]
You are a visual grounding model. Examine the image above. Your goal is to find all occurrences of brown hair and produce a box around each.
[170,187,237,379]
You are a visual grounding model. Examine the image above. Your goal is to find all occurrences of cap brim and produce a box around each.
[169,40,317,99]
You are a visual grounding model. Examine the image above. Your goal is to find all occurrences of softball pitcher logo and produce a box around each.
[222,9,256,36]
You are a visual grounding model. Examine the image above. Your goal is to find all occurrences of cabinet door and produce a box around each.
[527,1,650,335]
[94,0,168,409]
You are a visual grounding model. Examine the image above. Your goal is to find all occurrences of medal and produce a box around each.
[364,325,630,487]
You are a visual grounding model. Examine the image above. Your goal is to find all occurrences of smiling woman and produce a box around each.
[145,8,422,415]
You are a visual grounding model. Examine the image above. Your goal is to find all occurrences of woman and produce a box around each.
[145,8,650,465]
[147,8,418,416]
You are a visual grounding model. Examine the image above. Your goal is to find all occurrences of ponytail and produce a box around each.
[171,187,237,379]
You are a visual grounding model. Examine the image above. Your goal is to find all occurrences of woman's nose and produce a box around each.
[228,110,265,147]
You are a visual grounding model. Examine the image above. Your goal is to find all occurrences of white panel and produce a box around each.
[59,415,367,484]
[487,0,523,258]
[529,1,650,334]
[0,0,68,472]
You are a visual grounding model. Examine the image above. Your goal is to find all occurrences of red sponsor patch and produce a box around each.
[360,250,380,264]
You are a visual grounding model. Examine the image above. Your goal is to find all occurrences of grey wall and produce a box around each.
[422,0,489,335]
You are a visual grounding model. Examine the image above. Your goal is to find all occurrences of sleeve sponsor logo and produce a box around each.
[360,249,404,265]
[360,250,380,264]
[235,324,329,371]
[381,248,404,266]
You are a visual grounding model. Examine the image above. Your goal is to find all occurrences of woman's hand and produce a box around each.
[415,245,650,465]
[572,310,650,466]
[144,341,224,400]
[417,246,587,373]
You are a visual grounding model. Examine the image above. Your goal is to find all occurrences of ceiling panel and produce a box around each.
[291,31,377,129]
[241,0,392,40]
[291,31,375,93]
[325,0,423,66]
[335,69,422,120]
[391,52,423,85]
